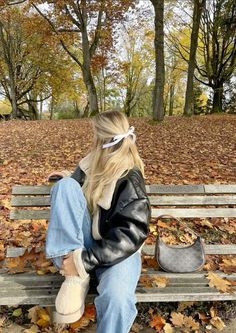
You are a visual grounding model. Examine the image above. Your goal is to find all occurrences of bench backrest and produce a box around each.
[10,184,236,256]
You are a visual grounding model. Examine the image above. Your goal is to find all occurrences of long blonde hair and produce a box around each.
[83,110,145,214]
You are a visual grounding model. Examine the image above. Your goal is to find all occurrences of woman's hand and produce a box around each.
[60,252,78,276]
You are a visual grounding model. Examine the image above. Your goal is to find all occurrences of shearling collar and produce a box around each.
[79,153,125,210]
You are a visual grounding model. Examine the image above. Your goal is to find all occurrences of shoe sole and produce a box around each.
[53,304,85,324]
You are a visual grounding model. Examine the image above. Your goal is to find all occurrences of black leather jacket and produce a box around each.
[71,166,151,274]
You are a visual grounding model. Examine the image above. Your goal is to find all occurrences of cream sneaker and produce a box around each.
[54,275,90,324]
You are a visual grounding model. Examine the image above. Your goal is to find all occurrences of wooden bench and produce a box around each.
[1,183,236,306]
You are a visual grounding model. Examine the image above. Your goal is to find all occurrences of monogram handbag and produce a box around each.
[155,214,206,273]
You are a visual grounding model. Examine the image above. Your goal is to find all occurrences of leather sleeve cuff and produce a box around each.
[73,248,90,279]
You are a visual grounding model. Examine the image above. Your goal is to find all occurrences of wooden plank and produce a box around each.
[6,243,236,259]
[11,195,236,207]
[142,244,236,255]
[204,185,236,194]
[12,184,206,195]
[10,210,50,220]
[135,287,236,302]
[11,196,51,207]
[0,285,236,306]
[10,207,236,220]
[12,185,51,195]
[145,184,205,194]
[152,208,236,218]
[2,268,236,282]
[11,184,236,196]
[149,195,236,206]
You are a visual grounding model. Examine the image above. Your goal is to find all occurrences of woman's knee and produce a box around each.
[50,177,86,207]
[51,177,82,195]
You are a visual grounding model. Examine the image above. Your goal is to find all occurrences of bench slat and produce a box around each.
[152,208,236,218]
[146,184,206,194]
[11,197,51,207]
[142,244,236,255]
[149,195,236,206]
[204,185,236,193]
[12,184,206,195]
[12,184,236,196]
[1,270,235,282]
[6,243,236,258]
[0,286,235,306]
[11,195,236,207]
[10,210,50,219]
[10,208,236,220]
[12,185,51,195]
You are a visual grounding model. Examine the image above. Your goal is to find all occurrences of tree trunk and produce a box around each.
[50,97,54,120]
[10,86,19,118]
[184,0,205,117]
[151,0,165,121]
[124,88,132,117]
[73,100,81,118]
[39,96,43,120]
[212,85,223,113]
[81,65,99,116]
[81,23,99,116]
[169,83,175,116]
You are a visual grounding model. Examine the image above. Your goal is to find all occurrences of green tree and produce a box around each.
[197,0,236,113]
[33,0,136,116]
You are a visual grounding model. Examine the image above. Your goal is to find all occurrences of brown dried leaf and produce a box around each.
[139,274,169,288]
[149,314,166,331]
[152,275,169,288]
[170,312,185,327]
[163,323,174,333]
[210,317,225,331]
[219,257,236,273]
[171,312,199,330]
[206,271,235,293]
[177,301,195,312]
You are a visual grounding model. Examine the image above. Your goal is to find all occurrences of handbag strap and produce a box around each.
[156,214,201,238]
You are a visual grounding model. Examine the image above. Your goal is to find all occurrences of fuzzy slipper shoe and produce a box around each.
[54,275,90,324]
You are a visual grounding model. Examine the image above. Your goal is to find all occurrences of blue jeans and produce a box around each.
[46,177,142,333]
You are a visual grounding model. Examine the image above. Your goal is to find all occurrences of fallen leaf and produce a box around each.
[206,271,235,293]
[69,316,90,330]
[28,306,40,324]
[23,325,39,333]
[210,317,225,331]
[152,275,169,288]
[170,312,184,327]
[0,316,7,327]
[177,301,195,312]
[149,314,166,331]
[163,323,174,333]
[171,312,199,330]
[199,219,213,228]
[12,308,23,317]
[139,274,169,288]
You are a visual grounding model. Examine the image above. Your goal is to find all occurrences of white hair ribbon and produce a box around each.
[102,126,136,149]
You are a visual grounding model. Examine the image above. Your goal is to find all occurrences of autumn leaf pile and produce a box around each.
[0,114,236,332]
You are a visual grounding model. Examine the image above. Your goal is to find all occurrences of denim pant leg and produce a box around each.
[94,251,142,333]
[46,177,94,269]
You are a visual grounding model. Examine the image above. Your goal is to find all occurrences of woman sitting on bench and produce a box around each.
[46,110,151,333]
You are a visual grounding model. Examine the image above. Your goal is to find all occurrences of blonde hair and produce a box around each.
[83,110,145,214]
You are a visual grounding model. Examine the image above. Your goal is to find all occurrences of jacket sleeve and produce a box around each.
[75,197,151,275]
[70,165,85,186]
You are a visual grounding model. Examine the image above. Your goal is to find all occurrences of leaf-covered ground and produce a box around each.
[0,114,236,332]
